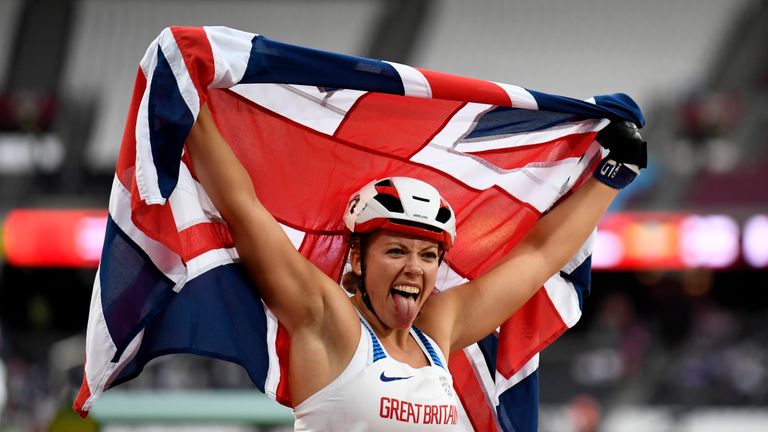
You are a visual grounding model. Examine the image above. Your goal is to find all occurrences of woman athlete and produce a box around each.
[187,104,646,431]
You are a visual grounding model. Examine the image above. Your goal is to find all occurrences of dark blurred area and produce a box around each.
[1,0,767,431]
[542,270,768,405]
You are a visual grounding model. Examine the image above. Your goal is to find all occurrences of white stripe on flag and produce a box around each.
[264,305,281,400]
[429,103,492,148]
[204,26,257,88]
[280,223,306,250]
[169,162,220,231]
[412,143,580,212]
[562,230,595,275]
[543,274,582,328]
[138,31,165,71]
[495,353,539,396]
[565,141,603,194]
[106,329,146,393]
[135,40,163,204]
[543,232,594,327]
[157,28,201,120]
[230,84,366,135]
[492,82,538,110]
[465,343,501,406]
[508,140,602,207]
[80,268,116,412]
[412,104,606,211]
[134,27,203,205]
[384,61,432,98]
[83,325,148,413]
[435,262,469,292]
[454,118,607,153]
[184,247,240,288]
[109,176,186,284]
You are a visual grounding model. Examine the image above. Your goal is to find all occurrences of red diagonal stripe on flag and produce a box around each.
[465,131,598,170]
[418,68,511,106]
[116,70,147,188]
[170,26,216,103]
[178,221,234,262]
[449,350,500,432]
[496,288,566,379]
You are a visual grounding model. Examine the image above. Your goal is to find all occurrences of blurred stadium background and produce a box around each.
[1,0,767,430]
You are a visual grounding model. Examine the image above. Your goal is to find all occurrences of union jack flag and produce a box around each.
[73,26,644,431]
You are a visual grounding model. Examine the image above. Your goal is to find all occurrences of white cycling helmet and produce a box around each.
[343,177,457,250]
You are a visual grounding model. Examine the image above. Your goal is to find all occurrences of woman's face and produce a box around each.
[353,230,440,329]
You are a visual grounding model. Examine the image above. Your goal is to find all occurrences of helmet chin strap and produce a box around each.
[357,235,381,322]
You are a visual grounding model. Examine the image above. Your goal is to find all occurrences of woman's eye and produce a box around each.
[422,252,438,260]
[386,248,404,255]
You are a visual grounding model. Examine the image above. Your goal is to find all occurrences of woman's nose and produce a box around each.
[403,254,424,276]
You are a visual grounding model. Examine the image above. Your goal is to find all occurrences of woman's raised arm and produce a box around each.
[185,104,357,334]
[419,121,647,353]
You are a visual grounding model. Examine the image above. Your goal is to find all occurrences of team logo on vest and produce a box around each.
[439,375,454,398]
[380,372,414,382]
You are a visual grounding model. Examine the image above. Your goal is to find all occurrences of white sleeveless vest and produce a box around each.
[293,316,462,431]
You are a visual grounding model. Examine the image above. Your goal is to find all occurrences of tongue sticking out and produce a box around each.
[392,292,418,327]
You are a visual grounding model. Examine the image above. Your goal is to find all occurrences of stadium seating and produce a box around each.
[0,0,22,87]
[411,0,750,110]
[60,0,383,171]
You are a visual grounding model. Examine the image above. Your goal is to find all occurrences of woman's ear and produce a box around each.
[348,236,363,275]
[349,246,362,275]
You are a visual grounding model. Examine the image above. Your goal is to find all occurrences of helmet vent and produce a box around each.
[436,207,452,223]
[411,195,430,203]
[374,194,404,213]
[390,218,443,234]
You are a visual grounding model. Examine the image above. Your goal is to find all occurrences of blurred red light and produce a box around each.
[0,209,761,270]
[3,209,107,268]
[595,212,686,270]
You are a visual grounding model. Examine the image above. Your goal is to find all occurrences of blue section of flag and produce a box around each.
[242,35,405,95]
[465,107,580,140]
[477,332,499,378]
[594,93,646,127]
[497,370,539,432]
[528,90,645,127]
[560,255,592,310]
[111,262,271,391]
[148,47,195,199]
[99,217,176,362]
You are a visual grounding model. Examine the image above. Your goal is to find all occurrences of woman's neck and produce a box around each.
[352,296,429,368]
[351,295,413,348]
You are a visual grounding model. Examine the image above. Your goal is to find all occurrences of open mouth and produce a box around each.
[392,285,420,300]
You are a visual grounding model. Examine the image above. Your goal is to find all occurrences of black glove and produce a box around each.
[593,120,647,189]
